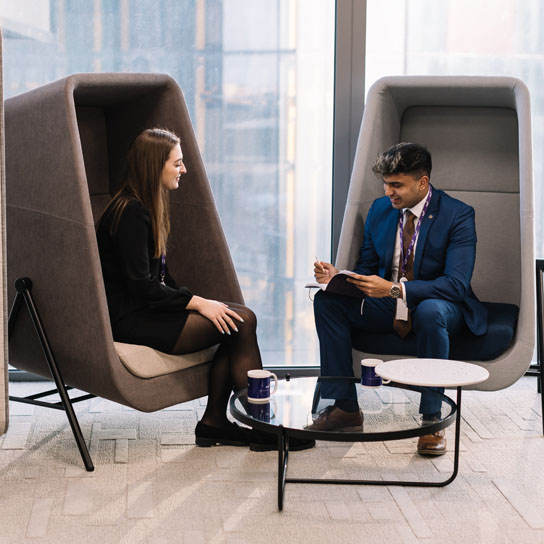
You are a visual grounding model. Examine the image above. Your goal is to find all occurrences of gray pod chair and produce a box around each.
[336,76,534,392]
[5,73,244,468]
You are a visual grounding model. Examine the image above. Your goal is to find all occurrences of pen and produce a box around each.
[315,256,324,271]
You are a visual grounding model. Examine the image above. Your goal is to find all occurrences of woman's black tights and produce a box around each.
[172,303,262,430]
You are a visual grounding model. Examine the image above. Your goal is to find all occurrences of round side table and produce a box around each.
[376,358,489,486]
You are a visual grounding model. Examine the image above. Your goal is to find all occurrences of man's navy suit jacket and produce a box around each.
[354,186,488,336]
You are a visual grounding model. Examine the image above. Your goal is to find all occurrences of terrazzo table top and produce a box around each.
[375,358,489,387]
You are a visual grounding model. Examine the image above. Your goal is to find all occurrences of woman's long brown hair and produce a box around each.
[106,128,180,258]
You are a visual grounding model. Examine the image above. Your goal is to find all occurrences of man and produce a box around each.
[310,142,487,455]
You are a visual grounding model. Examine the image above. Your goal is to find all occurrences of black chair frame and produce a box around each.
[528,260,544,433]
[8,277,95,471]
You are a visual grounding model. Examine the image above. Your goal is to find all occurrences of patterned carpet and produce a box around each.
[0,377,543,544]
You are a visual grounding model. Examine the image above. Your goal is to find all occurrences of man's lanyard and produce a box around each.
[399,185,433,279]
[160,254,166,285]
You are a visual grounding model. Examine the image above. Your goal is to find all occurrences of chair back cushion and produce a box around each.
[400,105,520,304]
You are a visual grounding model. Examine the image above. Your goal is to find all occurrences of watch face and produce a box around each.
[390,285,401,298]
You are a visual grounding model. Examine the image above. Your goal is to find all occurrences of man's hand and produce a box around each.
[314,261,338,284]
[347,274,394,298]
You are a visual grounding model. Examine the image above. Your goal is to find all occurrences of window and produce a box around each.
[366,0,544,256]
[2,0,334,368]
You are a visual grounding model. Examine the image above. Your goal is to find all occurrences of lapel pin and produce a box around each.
[428,214,433,219]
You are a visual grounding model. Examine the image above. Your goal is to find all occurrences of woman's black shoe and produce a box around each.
[249,429,315,452]
[195,421,251,447]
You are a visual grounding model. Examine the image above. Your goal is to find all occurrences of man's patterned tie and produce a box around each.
[393,210,416,338]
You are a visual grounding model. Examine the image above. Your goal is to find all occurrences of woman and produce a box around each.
[97,128,313,451]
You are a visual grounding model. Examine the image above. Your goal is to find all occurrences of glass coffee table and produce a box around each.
[230,360,489,511]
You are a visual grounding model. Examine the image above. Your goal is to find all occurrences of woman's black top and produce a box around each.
[96,199,192,353]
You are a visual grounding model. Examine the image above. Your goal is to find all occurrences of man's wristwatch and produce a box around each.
[389,283,402,299]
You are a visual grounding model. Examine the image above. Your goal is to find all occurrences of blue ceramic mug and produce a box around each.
[361,358,390,388]
[247,370,278,403]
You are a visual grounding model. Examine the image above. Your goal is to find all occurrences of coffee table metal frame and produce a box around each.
[230,377,462,511]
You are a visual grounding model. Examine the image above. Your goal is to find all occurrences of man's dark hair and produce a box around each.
[372,142,432,179]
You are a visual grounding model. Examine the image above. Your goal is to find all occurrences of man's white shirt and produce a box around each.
[391,190,429,320]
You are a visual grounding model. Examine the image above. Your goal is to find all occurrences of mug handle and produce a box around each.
[269,372,279,395]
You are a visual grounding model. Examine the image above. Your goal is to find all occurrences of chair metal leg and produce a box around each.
[8,278,95,471]
[277,425,287,511]
[540,365,544,436]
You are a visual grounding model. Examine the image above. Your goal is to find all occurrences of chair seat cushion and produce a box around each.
[114,342,218,378]
[352,302,519,361]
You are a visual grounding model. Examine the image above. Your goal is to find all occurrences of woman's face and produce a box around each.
[160,143,186,191]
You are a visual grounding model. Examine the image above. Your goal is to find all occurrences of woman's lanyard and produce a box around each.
[160,254,166,285]
[399,185,433,279]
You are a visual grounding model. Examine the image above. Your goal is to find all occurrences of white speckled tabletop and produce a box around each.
[375,359,489,387]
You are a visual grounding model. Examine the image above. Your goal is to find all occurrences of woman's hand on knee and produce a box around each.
[186,295,244,334]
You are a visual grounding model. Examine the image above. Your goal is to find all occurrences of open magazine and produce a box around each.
[305,270,366,299]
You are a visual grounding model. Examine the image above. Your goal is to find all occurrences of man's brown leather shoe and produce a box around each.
[306,405,364,432]
[417,430,446,456]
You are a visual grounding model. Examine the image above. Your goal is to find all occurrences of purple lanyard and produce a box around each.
[399,185,433,278]
[160,254,166,285]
